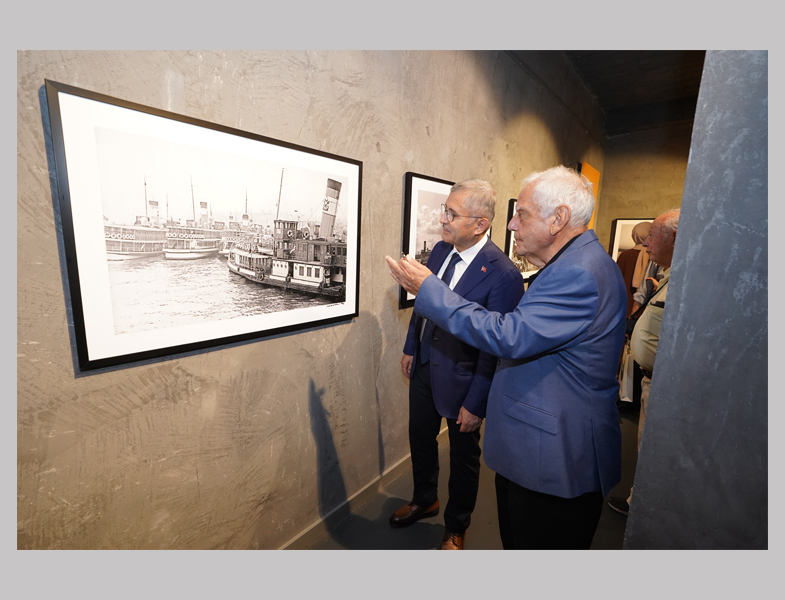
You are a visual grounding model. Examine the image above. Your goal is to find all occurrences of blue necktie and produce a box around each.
[420,252,463,364]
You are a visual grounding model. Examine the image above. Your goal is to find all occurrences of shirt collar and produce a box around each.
[449,233,488,267]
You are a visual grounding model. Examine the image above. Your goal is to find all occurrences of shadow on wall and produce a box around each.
[468,51,599,172]
[306,377,442,549]
[308,378,348,516]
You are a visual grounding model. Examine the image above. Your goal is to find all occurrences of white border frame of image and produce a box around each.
[57,91,360,363]
[405,175,452,302]
[609,218,654,262]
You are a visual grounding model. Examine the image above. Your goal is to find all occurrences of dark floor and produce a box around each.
[305,402,641,550]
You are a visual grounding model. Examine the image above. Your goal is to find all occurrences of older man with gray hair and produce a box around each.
[387,165,627,549]
[608,208,680,517]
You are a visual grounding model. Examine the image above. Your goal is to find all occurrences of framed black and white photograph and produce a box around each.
[398,172,454,309]
[608,218,655,261]
[45,80,362,371]
[504,198,541,281]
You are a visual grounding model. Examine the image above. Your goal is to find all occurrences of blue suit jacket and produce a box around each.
[404,239,524,419]
[414,230,627,498]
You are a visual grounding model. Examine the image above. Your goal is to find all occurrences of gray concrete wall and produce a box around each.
[624,50,768,548]
[17,50,604,549]
[595,125,693,252]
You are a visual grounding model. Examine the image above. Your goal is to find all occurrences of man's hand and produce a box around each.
[385,254,432,296]
[457,406,482,433]
[401,353,413,379]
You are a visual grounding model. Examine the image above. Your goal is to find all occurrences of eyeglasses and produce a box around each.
[440,203,483,222]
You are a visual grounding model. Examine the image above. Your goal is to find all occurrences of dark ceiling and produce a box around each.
[562,50,706,137]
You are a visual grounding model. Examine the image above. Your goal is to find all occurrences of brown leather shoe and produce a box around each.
[389,499,439,528]
[440,529,466,550]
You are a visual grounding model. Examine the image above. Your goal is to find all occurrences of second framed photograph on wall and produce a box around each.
[399,172,454,309]
[608,218,655,262]
[504,198,541,282]
[45,80,362,371]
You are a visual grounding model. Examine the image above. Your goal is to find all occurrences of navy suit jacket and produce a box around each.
[404,239,524,420]
[414,230,627,498]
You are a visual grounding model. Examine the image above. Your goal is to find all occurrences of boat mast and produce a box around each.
[190,176,196,222]
[275,168,284,220]
[144,176,148,218]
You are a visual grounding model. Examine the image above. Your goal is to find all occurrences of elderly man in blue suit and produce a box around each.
[389,179,524,550]
[387,166,627,549]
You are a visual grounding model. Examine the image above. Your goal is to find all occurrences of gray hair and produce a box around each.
[521,165,595,227]
[656,209,680,234]
[451,179,496,222]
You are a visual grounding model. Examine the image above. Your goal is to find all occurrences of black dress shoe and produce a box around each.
[389,499,439,528]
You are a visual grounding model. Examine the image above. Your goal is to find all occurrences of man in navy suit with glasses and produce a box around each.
[388,179,524,550]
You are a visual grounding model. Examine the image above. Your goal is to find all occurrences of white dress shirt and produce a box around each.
[420,235,489,340]
[435,234,489,290]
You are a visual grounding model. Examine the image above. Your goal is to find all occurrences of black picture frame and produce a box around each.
[45,80,363,371]
[504,198,541,282]
[608,218,655,262]
[399,172,455,309]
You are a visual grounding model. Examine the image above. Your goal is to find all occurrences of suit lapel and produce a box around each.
[453,241,497,297]
[428,243,452,270]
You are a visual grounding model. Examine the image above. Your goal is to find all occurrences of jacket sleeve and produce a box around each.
[403,244,445,356]
[403,310,418,356]
[460,267,525,417]
[415,263,598,360]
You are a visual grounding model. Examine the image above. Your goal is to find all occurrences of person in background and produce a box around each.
[616,221,651,317]
[389,179,524,550]
[631,259,666,316]
[607,208,680,517]
[387,166,627,549]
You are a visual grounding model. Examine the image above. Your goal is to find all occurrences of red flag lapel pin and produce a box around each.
[481,266,487,272]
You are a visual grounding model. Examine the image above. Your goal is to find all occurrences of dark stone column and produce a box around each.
[624,50,768,549]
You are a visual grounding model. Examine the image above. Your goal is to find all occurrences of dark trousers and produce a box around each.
[495,473,603,549]
[409,360,482,533]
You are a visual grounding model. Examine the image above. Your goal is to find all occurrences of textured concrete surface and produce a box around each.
[625,50,768,548]
[17,50,605,549]
[595,126,693,252]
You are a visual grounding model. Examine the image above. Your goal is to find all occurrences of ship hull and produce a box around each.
[107,250,164,261]
[227,256,344,298]
[105,224,167,261]
[165,248,220,260]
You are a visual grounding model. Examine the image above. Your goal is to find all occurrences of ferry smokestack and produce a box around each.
[320,179,341,239]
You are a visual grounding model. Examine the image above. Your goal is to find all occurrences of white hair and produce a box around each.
[521,165,595,227]
[657,209,681,234]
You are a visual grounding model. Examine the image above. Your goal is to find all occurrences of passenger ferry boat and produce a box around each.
[227,178,347,299]
[164,180,223,260]
[165,224,222,260]
[218,194,259,259]
[104,223,166,260]
[218,228,241,259]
